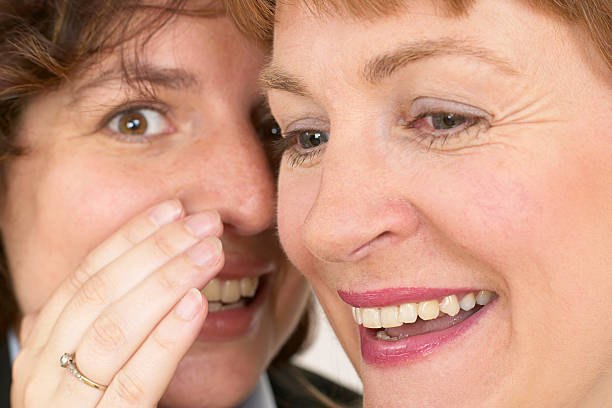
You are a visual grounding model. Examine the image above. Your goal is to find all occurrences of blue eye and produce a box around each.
[107,108,173,140]
[296,130,329,151]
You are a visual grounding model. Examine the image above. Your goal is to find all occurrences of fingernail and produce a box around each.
[187,237,222,267]
[184,211,221,238]
[149,200,183,226]
[175,288,202,321]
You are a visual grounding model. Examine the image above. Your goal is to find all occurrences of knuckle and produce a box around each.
[117,222,145,247]
[91,313,127,350]
[78,273,110,306]
[12,349,43,407]
[21,374,47,408]
[157,260,195,291]
[150,327,178,354]
[151,232,179,260]
[112,369,145,405]
[23,380,40,407]
[156,269,182,291]
[11,350,28,376]
[68,259,95,293]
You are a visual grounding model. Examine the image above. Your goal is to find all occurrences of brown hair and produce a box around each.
[226,0,612,70]
[0,0,195,334]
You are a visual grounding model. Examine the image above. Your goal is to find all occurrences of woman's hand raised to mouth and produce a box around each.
[12,200,224,407]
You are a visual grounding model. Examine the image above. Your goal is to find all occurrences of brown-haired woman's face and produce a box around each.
[268,0,612,406]
[0,12,308,408]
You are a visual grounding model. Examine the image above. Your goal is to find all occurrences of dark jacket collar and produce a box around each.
[0,334,11,407]
[0,340,363,408]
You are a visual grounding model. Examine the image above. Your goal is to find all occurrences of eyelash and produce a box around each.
[403,111,486,150]
[272,129,327,168]
[274,110,487,168]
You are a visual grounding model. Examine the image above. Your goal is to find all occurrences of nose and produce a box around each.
[179,122,276,236]
[301,132,420,263]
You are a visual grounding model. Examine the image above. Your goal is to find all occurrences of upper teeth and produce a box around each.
[352,290,494,329]
[201,277,260,304]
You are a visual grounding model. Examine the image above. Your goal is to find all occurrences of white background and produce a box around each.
[292,299,363,393]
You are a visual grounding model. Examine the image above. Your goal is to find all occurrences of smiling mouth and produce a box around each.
[201,276,261,312]
[352,290,495,341]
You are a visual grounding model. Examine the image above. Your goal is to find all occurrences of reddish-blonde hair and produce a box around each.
[226,0,611,70]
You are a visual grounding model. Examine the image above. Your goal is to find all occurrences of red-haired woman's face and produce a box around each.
[269,0,612,406]
[1,11,308,408]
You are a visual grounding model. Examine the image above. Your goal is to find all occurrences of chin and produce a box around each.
[158,340,265,408]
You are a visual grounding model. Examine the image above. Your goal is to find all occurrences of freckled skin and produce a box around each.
[270,0,612,406]
[1,14,309,408]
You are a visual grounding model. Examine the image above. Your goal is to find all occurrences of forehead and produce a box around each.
[271,0,536,80]
[69,14,262,101]
[278,0,471,19]
[274,0,492,48]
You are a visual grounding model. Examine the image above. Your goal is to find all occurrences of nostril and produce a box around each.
[348,231,394,262]
[301,198,419,263]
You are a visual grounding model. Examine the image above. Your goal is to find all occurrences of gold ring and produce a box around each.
[60,353,108,391]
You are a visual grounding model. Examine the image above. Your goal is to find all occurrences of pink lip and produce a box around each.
[198,276,269,341]
[338,287,477,307]
[196,253,276,341]
[360,297,496,365]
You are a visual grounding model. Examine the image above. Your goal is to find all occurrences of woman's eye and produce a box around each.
[411,112,475,133]
[276,128,329,168]
[405,109,486,150]
[431,112,469,130]
[296,130,329,151]
[106,108,173,141]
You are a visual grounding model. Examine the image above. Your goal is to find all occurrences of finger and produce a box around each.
[75,237,223,385]
[47,211,222,354]
[56,289,207,407]
[28,200,184,348]
[100,289,208,408]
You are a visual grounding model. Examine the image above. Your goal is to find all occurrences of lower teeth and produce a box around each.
[208,300,247,312]
[376,330,406,341]
[375,304,484,341]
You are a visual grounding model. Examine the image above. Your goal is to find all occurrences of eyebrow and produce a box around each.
[364,38,519,82]
[71,64,201,101]
[260,38,518,95]
[259,64,310,97]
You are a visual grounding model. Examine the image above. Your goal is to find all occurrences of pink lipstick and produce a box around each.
[339,287,497,365]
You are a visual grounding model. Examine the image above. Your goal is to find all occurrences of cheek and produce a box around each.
[277,168,320,280]
[428,139,612,337]
[5,152,173,314]
[271,263,309,342]
[41,156,171,257]
[433,164,536,264]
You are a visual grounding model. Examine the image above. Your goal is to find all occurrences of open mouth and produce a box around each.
[201,276,262,312]
[197,275,270,340]
[352,290,495,340]
[340,288,497,364]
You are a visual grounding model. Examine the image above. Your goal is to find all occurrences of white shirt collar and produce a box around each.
[237,374,277,408]
[7,328,18,365]
[7,330,276,408]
